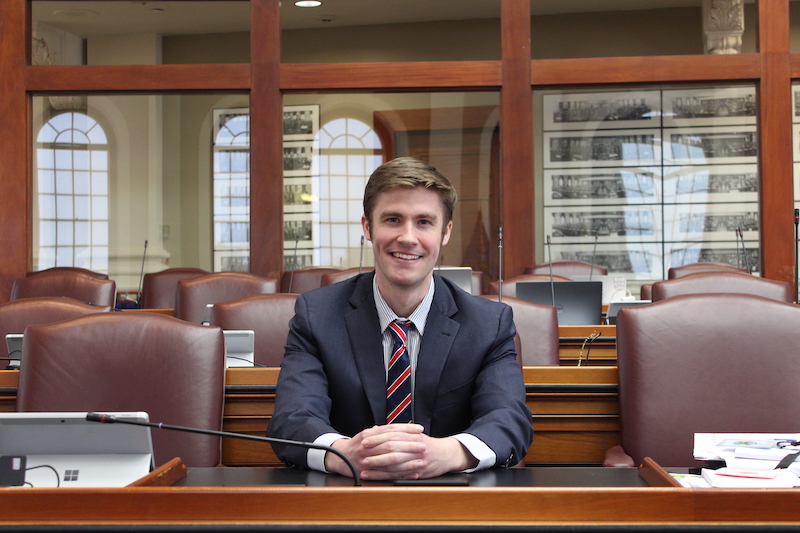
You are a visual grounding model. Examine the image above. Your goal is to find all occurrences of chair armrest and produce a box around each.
[603,444,635,467]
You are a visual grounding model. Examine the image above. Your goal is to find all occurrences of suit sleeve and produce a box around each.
[461,303,533,467]
[267,294,338,468]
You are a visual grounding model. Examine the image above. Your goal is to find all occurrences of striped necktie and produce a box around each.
[386,320,412,424]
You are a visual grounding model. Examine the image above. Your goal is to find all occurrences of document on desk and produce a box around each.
[694,433,800,477]
[702,467,800,488]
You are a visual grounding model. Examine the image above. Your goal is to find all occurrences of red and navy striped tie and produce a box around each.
[386,320,412,424]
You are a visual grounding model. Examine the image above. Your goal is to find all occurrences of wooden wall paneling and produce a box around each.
[0,0,30,302]
[250,0,284,279]
[501,0,534,277]
[757,0,794,284]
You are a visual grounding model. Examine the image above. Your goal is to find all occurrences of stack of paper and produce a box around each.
[692,433,800,487]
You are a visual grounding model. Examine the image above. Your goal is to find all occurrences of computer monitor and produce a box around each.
[514,280,604,325]
[5,333,22,369]
[435,266,474,295]
[223,329,255,368]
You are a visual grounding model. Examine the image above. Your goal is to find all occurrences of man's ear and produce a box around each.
[441,220,453,246]
[361,214,372,241]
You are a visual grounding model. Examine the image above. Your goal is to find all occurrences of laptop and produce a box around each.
[515,280,604,325]
[5,333,22,369]
[0,412,154,488]
[223,329,255,367]
[435,266,474,295]
[605,300,651,325]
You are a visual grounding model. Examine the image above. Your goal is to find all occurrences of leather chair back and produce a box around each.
[615,294,800,466]
[27,267,109,280]
[481,295,559,365]
[17,313,225,467]
[0,296,111,342]
[668,262,748,279]
[471,271,485,295]
[525,261,608,278]
[487,274,570,298]
[639,283,652,300]
[280,266,342,294]
[141,268,209,309]
[320,267,375,287]
[651,271,792,303]
[210,293,298,367]
[11,270,116,308]
[175,272,278,324]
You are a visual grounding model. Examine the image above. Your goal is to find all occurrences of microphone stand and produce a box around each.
[497,227,503,303]
[136,240,148,308]
[795,209,799,303]
[546,235,555,308]
[86,413,361,486]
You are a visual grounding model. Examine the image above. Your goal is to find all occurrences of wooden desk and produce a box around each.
[559,324,617,364]
[3,465,800,530]
[0,365,620,467]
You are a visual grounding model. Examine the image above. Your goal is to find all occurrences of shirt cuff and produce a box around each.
[453,433,496,472]
[308,432,348,473]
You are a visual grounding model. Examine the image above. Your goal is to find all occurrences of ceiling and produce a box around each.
[33,0,713,38]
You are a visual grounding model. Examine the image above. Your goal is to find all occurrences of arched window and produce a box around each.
[35,112,109,271]
[314,117,382,268]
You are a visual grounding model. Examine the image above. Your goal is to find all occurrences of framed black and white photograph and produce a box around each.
[662,86,756,128]
[548,242,664,280]
[542,90,660,131]
[667,241,758,274]
[544,205,661,244]
[792,86,800,122]
[663,202,758,242]
[283,141,317,177]
[214,250,249,273]
[283,248,316,272]
[543,129,661,168]
[283,176,316,213]
[662,164,758,204]
[543,167,661,206]
[283,104,319,141]
[663,126,757,165]
[283,212,319,249]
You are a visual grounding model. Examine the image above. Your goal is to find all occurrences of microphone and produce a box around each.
[136,240,148,309]
[737,226,751,274]
[287,235,300,293]
[589,233,598,281]
[546,235,555,308]
[735,228,742,271]
[497,226,503,303]
[358,235,364,274]
[795,209,799,304]
[86,412,361,486]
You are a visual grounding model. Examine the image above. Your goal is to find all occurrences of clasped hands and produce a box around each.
[324,423,477,480]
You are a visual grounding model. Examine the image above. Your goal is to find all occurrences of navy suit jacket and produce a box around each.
[268,272,533,469]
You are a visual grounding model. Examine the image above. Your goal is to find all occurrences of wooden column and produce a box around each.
[757,0,794,284]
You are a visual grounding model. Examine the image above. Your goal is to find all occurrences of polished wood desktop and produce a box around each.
[0,365,620,467]
[3,461,800,530]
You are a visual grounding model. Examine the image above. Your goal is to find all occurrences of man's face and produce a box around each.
[362,186,452,297]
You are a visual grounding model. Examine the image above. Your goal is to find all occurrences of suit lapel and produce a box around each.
[344,273,386,425]
[413,276,459,432]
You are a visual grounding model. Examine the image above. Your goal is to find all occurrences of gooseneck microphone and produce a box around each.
[737,226,751,274]
[136,240,148,309]
[795,209,799,304]
[546,235,556,308]
[287,235,300,293]
[86,412,361,486]
[497,226,503,303]
[589,233,598,281]
[358,235,365,274]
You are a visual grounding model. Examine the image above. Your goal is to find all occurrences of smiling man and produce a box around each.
[268,157,532,480]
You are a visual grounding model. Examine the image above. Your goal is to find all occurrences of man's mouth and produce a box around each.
[391,252,420,260]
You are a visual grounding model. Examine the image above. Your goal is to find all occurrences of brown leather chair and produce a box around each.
[17,313,225,467]
[604,293,800,468]
[525,261,608,279]
[280,266,342,294]
[650,271,792,303]
[481,295,559,366]
[0,296,111,343]
[140,267,209,309]
[639,283,652,300]
[27,267,109,280]
[175,272,278,324]
[471,271,485,295]
[210,293,298,367]
[487,274,570,298]
[668,262,748,279]
[320,267,374,286]
[11,270,116,308]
